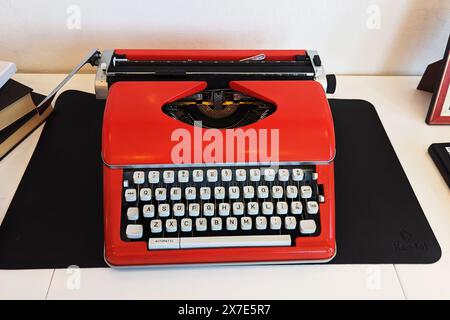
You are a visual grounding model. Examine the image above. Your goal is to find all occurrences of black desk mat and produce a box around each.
[0,91,441,269]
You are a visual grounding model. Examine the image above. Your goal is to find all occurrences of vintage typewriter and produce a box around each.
[95,49,337,266]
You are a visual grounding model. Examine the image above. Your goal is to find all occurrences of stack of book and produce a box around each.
[0,61,53,160]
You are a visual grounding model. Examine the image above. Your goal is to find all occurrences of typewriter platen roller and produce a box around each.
[95,49,336,99]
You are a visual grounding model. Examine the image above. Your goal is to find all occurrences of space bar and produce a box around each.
[180,235,292,249]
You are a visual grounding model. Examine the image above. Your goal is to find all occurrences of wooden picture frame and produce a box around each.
[424,36,450,125]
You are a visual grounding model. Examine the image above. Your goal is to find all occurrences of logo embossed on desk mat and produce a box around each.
[393,230,429,252]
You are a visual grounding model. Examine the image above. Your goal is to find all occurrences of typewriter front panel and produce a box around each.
[103,163,335,266]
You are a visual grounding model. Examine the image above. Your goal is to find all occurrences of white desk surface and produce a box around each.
[0,74,449,300]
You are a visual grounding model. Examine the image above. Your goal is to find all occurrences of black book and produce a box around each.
[0,79,38,131]
[0,91,53,160]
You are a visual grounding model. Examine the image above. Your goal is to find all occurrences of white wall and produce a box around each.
[0,0,449,75]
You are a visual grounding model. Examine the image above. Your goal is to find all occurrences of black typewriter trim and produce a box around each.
[107,74,315,90]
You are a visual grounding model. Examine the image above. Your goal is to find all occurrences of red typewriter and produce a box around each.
[95,49,337,266]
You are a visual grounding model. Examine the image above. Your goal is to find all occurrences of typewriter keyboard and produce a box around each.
[121,166,324,250]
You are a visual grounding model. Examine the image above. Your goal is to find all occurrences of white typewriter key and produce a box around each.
[148,171,160,184]
[312,172,319,180]
[236,169,247,181]
[196,218,207,231]
[262,202,274,215]
[263,168,276,181]
[211,217,222,231]
[173,203,185,216]
[278,169,289,182]
[219,203,230,216]
[170,187,182,201]
[270,216,282,230]
[140,188,152,201]
[276,202,288,215]
[271,186,283,199]
[133,171,145,184]
[155,188,167,201]
[319,195,325,203]
[306,201,319,214]
[214,187,225,200]
[203,203,215,216]
[207,169,218,182]
[180,235,291,249]
[127,207,139,221]
[163,170,175,184]
[185,187,196,200]
[124,189,137,202]
[300,186,313,199]
[250,168,261,181]
[226,217,238,231]
[188,203,200,217]
[158,204,170,217]
[257,186,269,199]
[247,202,259,215]
[291,201,303,214]
[300,219,317,234]
[256,216,267,230]
[181,218,192,232]
[243,186,255,199]
[200,187,211,200]
[143,204,155,218]
[232,202,244,215]
[148,238,180,250]
[178,170,189,183]
[284,216,297,230]
[123,180,129,188]
[241,217,252,230]
[286,186,298,199]
[292,168,304,181]
[150,219,162,233]
[193,169,204,182]
[229,186,240,199]
[166,219,177,232]
[126,224,143,239]
[221,169,232,182]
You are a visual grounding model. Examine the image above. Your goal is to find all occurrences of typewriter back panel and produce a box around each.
[114,49,307,61]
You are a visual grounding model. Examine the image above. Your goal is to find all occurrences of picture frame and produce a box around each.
[424,35,450,125]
